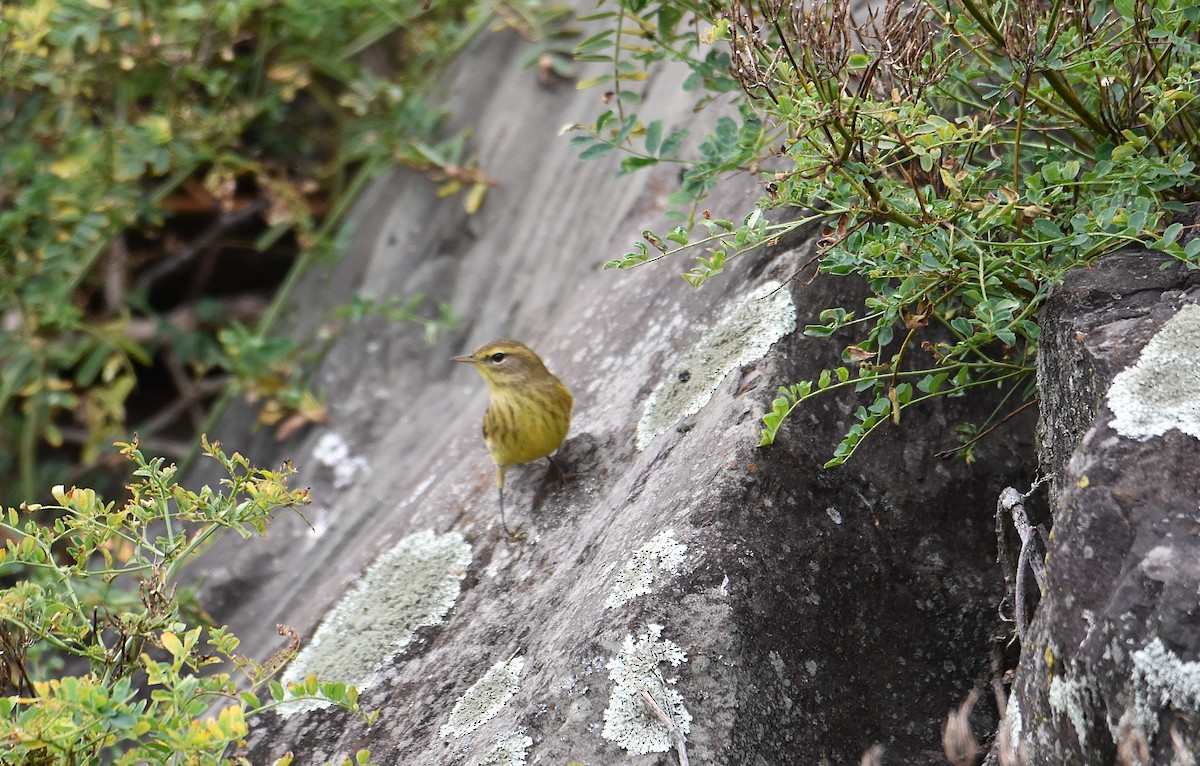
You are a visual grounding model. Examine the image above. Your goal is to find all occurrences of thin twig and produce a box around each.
[103,234,130,317]
[141,377,231,436]
[135,196,269,289]
[935,397,1038,459]
[639,688,689,766]
[161,349,208,430]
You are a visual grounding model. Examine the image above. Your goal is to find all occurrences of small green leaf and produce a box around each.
[1162,222,1184,246]
[659,128,689,156]
[619,156,659,174]
[645,120,663,155]
[575,31,614,54]
[917,373,949,394]
[1127,208,1148,234]
[1032,218,1064,239]
[613,114,638,144]
[578,142,616,160]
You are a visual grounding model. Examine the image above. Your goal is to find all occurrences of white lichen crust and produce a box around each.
[440,657,526,739]
[637,280,797,450]
[278,530,472,716]
[311,431,370,488]
[606,529,688,609]
[477,731,533,766]
[1048,671,1090,751]
[602,624,692,754]
[1107,302,1200,440]
[1129,637,1200,739]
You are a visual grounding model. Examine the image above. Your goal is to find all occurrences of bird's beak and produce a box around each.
[450,355,478,364]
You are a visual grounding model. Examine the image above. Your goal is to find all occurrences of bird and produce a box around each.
[452,339,573,537]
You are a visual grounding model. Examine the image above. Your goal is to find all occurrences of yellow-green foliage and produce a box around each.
[0,437,373,764]
[0,0,555,502]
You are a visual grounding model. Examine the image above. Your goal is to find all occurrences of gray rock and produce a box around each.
[1035,252,1200,510]
[1004,253,1200,763]
[188,20,1038,766]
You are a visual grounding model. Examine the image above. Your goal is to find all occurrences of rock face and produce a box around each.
[1005,253,1200,763]
[188,20,1039,766]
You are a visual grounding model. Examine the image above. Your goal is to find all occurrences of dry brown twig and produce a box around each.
[727,0,949,105]
[639,687,690,766]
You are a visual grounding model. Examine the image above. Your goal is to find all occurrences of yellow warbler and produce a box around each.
[452,339,573,536]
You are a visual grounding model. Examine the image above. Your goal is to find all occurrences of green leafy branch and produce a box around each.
[0,0,558,502]
[0,437,373,763]
[606,209,827,286]
[569,0,769,223]
[760,363,1032,466]
[576,0,1200,462]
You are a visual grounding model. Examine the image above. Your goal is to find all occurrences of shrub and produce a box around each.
[0,0,506,502]
[0,436,373,764]
[574,0,1200,463]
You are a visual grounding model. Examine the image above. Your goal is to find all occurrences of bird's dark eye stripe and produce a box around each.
[490,352,506,363]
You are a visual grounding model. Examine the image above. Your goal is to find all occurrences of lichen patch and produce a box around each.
[311,431,370,489]
[636,280,796,450]
[278,530,472,716]
[1130,637,1200,739]
[477,731,533,766]
[1107,303,1200,440]
[601,624,691,754]
[440,657,525,739]
[1048,672,1090,751]
[605,529,687,609]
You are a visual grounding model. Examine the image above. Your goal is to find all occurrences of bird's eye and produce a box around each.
[489,352,506,363]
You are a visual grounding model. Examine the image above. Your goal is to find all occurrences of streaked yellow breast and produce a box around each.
[482,380,573,467]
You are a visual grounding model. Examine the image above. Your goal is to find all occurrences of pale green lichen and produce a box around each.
[440,657,525,739]
[1048,672,1090,751]
[636,280,796,450]
[1129,637,1200,739]
[278,530,472,716]
[606,529,687,609]
[1004,691,1023,743]
[1107,303,1200,440]
[602,624,691,754]
[477,731,533,766]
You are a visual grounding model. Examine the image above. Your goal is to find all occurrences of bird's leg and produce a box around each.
[498,488,526,542]
[498,484,510,534]
[496,465,524,542]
